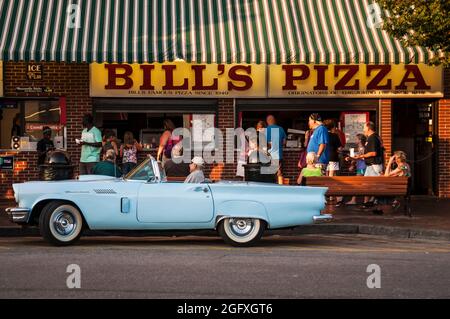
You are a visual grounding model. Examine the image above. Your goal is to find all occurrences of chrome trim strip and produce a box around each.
[5,207,31,223]
[313,214,333,222]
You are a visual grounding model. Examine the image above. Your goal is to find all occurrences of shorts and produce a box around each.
[326,161,340,171]
[364,164,383,176]
[356,168,366,176]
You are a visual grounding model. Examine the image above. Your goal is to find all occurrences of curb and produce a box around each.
[1,223,450,241]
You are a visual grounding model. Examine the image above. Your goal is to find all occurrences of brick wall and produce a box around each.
[1,62,448,199]
[437,68,450,198]
[379,99,392,164]
[1,62,91,200]
[0,151,38,199]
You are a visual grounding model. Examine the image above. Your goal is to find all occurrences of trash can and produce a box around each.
[243,163,277,183]
[39,150,75,181]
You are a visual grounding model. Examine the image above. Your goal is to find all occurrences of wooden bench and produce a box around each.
[302,176,412,216]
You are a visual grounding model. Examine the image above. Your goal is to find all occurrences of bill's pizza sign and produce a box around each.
[90,62,442,98]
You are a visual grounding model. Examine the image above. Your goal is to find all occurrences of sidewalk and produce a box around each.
[1,196,450,240]
[329,196,450,232]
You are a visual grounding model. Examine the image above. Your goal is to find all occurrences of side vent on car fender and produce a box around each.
[93,189,117,194]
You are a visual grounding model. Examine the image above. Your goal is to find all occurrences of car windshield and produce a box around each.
[158,162,167,182]
[125,159,156,181]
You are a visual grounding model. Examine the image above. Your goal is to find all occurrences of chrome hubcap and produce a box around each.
[229,218,253,237]
[53,211,76,236]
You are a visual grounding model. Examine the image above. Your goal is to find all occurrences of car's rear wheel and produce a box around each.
[218,218,265,247]
[39,201,83,246]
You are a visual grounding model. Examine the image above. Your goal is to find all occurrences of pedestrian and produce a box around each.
[265,115,287,177]
[157,119,181,163]
[102,129,119,160]
[323,119,342,177]
[256,120,266,133]
[248,136,271,164]
[120,131,142,175]
[324,119,343,205]
[92,149,122,177]
[296,152,323,185]
[164,143,190,177]
[184,156,206,183]
[11,113,22,137]
[37,126,55,165]
[343,133,367,206]
[78,113,102,175]
[306,113,329,173]
[297,129,312,171]
[354,121,384,208]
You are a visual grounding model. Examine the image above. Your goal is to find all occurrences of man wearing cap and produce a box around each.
[184,156,205,183]
[306,113,329,171]
[37,126,55,165]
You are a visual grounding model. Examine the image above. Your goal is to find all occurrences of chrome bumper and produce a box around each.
[313,214,333,223]
[5,207,31,223]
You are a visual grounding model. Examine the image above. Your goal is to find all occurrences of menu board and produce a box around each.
[342,112,369,144]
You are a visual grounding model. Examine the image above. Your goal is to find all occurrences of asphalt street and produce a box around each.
[0,234,449,298]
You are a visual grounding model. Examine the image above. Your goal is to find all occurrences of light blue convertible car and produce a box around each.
[6,157,331,246]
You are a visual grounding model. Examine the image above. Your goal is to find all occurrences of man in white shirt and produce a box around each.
[184,157,206,183]
[78,113,102,175]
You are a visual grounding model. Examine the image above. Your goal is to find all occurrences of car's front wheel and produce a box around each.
[39,201,84,246]
[218,218,265,247]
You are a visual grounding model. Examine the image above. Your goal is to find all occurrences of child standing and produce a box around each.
[120,131,142,175]
[344,133,367,206]
[297,152,323,185]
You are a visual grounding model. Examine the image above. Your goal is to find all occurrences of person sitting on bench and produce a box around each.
[385,151,411,177]
[297,152,323,185]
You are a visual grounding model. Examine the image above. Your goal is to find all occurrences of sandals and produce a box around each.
[335,200,344,207]
[359,201,375,209]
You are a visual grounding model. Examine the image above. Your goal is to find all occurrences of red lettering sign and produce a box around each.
[104,64,133,90]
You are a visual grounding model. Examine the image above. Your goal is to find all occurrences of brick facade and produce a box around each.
[1,62,450,199]
[1,62,91,200]
[437,68,450,198]
[379,99,393,164]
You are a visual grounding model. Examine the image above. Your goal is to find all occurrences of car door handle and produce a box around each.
[193,186,209,193]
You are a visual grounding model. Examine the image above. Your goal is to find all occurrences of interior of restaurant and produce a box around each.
[0,99,63,150]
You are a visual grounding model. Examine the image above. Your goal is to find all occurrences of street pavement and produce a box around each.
[0,234,449,299]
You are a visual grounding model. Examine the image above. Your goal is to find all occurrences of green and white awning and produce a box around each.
[0,0,438,64]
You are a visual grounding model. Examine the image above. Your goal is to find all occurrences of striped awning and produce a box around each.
[0,0,438,64]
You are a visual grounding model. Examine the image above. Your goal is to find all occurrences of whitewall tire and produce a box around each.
[39,201,84,246]
[218,218,265,247]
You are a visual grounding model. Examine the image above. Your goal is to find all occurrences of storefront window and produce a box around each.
[0,101,21,149]
[96,111,216,151]
[0,99,65,150]
[239,108,377,150]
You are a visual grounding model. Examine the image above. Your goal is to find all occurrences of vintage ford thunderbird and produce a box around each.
[6,157,330,246]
